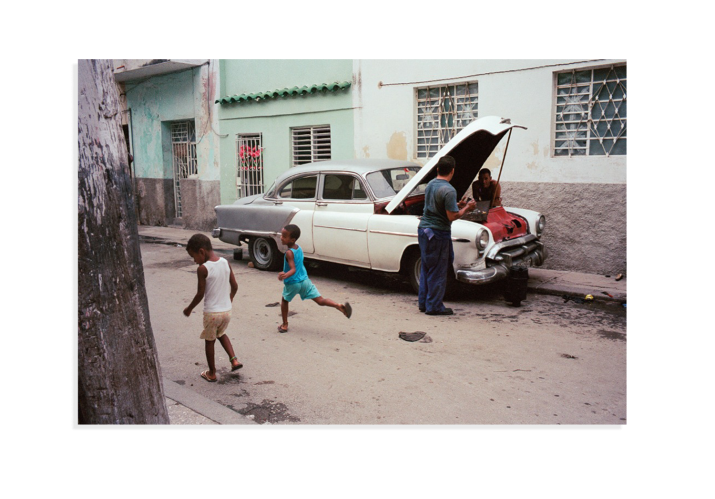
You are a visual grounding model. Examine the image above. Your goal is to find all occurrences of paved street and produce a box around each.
[141,240,626,425]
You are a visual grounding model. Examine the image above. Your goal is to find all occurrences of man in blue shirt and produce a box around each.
[418,155,476,315]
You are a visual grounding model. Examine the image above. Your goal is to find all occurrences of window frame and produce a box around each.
[552,63,627,158]
[236,132,264,198]
[276,174,319,200]
[319,173,370,203]
[415,81,479,160]
[291,125,332,167]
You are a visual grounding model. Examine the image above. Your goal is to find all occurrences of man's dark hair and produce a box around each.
[186,233,212,253]
[478,168,492,178]
[284,224,301,240]
[436,155,456,176]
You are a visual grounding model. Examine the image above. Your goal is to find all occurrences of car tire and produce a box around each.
[248,237,283,271]
[404,248,458,297]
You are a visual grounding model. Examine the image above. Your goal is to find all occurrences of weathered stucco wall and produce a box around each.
[352,59,627,275]
[501,181,626,275]
[178,178,221,231]
[124,61,221,226]
[134,178,175,226]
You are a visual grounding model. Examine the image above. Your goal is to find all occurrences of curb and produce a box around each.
[163,378,257,425]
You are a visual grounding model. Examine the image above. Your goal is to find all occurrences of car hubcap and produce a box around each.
[254,239,271,265]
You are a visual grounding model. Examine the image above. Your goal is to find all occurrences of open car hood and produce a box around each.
[385,116,526,214]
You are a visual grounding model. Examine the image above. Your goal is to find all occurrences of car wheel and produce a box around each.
[248,237,282,271]
[405,248,458,297]
[405,249,422,294]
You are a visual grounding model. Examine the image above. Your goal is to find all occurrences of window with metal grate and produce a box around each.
[416,82,478,159]
[554,64,627,157]
[291,125,331,166]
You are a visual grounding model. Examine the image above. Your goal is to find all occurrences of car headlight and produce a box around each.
[476,230,489,250]
[537,215,546,235]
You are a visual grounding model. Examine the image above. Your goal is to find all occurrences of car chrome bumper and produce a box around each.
[456,265,509,285]
[456,241,547,286]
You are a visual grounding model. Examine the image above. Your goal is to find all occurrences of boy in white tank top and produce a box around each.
[183,234,242,382]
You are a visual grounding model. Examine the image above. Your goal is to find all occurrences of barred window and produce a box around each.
[170,120,197,218]
[292,125,331,166]
[554,64,627,157]
[236,133,264,198]
[416,82,478,159]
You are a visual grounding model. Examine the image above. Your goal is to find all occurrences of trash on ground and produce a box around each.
[247,262,255,268]
[265,302,280,307]
[615,273,623,281]
[561,353,578,359]
[602,291,614,298]
[399,331,432,343]
[400,331,425,342]
[562,295,585,304]
[584,294,594,301]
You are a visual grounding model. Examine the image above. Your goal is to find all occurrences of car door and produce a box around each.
[274,174,318,254]
[312,173,372,266]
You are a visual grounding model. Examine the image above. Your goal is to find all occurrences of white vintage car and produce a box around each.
[212,116,546,293]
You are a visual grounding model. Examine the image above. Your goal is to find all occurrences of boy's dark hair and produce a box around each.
[186,233,213,253]
[284,224,301,240]
[436,155,456,176]
[478,168,492,178]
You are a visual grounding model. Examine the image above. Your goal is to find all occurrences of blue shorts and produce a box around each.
[282,278,321,302]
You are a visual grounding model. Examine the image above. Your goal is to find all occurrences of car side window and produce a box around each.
[323,174,368,201]
[279,175,317,199]
[352,178,367,200]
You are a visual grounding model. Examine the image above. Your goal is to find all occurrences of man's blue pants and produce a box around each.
[418,228,454,313]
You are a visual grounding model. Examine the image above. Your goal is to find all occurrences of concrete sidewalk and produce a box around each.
[138,224,626,425]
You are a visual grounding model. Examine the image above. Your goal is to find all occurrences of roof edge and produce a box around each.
[216,81,352,105]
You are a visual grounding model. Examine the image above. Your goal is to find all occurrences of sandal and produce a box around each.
[343,302,352,319]
[230,356,243,371]
[277,324,289,333]
[200,370,217,382]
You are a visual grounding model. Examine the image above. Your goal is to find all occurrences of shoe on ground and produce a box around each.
[426,308,453,316]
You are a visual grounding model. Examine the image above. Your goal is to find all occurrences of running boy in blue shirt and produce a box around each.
[277,224,352,333]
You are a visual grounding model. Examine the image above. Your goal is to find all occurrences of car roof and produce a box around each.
[277,159,421,180]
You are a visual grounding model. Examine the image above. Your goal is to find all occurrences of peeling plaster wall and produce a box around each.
[124,61,221,228]
[353,59,627,274]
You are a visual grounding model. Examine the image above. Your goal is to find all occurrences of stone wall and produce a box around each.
[500,181,626,275]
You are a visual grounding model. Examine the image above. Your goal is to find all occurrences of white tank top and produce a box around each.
[203,258,232,312]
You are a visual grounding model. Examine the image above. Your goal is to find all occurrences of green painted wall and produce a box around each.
[217,60,354,204]
[125,70,194,179]
[125,67,219,181]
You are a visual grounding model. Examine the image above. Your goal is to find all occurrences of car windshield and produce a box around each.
[367,167,425,199]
